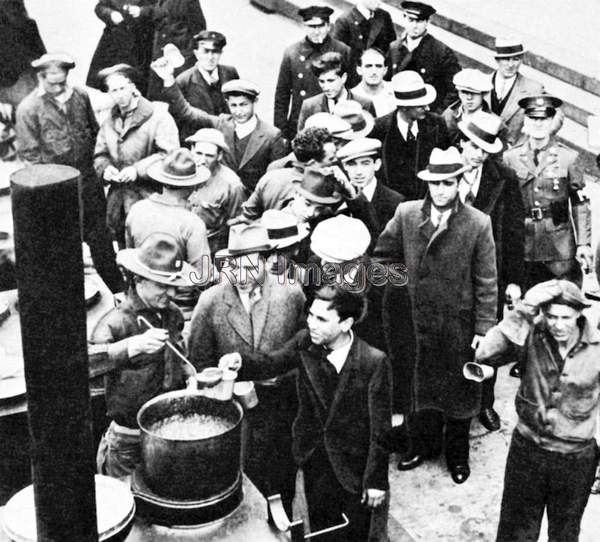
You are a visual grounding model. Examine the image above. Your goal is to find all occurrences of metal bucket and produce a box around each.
[137,390,243,502]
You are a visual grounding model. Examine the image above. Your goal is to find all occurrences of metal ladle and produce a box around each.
[136,315,198,388]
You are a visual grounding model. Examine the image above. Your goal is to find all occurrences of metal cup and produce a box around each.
[215,369,237,401]
[233,381,259,410]
[463,362,494,382]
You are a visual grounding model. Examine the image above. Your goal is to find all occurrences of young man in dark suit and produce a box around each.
[219,284,392,542]
[369,70,450,199]
[296,52,375,133]
[387,1,460,113]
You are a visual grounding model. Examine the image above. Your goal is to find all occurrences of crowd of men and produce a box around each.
[2,0,600,540]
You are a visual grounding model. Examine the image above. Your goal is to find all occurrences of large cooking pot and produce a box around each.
[137,390,243,502]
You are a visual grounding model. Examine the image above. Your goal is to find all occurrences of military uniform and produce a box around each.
[503,139,591,287]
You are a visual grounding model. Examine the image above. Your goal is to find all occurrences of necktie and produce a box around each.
[533,149,541,166]
[464,190,476,206]
[406,124,415,143]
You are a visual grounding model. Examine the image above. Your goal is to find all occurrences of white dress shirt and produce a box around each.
[234,115,258,139]
[326,331,354,374]
[495,73,516,101]
[198,66,219,86]
[459,167,482,204]
[430,206,451,228]
[351,82,396,117]
[404,34,425,52]
[238,286,262,314]
[327,88,348,114]
[396,114,419,140]
[362,178,377,201]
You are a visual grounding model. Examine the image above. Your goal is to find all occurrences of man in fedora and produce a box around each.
[89,232,197,478]
[125,148,213,297]
[274,4,351,141]
[188,223,306,516]
[443,68,493,146]
[296,52,375,133]
[15,53,123,292]
[387,1,461,113]
[186,128,246,254]
[351,47,397,118]
[370,70,450,199]
[151,58,288,194]
[375,147,497,482]
[475,280,600,541]
[457,110,525,429]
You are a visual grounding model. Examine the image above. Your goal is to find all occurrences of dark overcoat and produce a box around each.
[374,198,498,417]
[87,0,156,93]
[387,33,461,113]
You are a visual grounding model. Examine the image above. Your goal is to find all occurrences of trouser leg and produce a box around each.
[410,409,443,458]
[480,368,498,410]
[96,421,141,479]
[444,416,471,468]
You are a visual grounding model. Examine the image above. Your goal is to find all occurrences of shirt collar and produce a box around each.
[361,178,377,201]
[356,5,373,19]
[234,114,258,138]
[38,85,73,104]
[197,65,219,84]
[396,113,419,139]
[326,330,354,374]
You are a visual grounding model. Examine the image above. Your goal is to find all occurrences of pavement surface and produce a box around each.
[8,1,600,540]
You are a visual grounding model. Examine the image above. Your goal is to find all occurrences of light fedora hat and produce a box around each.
[147,148,210,187]
[215,223,273,259]
[494,37,526,58]
[304,112,352,138]
[392,71,436,107]
[261,209,310,249]
[458,110,504,154]
[418,147,470,181]
[116,232,195,287]
[332,100,375,139]
[310,215,371,263]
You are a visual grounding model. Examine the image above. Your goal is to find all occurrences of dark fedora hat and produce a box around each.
[117,232,195,287]
[147,148,210,187]
[293,167,343,205]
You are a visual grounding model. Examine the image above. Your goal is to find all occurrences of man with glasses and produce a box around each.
[274,5,351,141]
[351,47,396,117]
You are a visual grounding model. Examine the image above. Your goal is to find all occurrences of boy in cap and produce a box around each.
[375,147,497,481]
[274,5,351,140]
[186,128,246,254]
[332,0,396,88]
[351,47,397,117]
[296,51,375,132]
[152,57,288,194]
[387,1,461,113]
[15,53,123,293]
[475,280,600,541]
[503,95,592,290]
[89,232,197,478]
[457,110,525,429]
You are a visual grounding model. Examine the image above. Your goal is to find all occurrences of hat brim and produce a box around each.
[335,112,375,140]
[417,165,471,181]
[185,135,231,154]
[494,50,526,59]
[117,250,196,287]
[294,182,343,205]
[455,84,493,94]
[147,160,210,187]
[270,224,310,249]
[395,84,437,106]
[457,121,503,154]
[214,244,273,259]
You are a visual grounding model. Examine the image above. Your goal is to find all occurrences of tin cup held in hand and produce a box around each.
[463,362,494,383]
[234,381,259,410]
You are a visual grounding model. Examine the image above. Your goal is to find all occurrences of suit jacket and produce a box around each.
[187,273,306,369]
[296,90,375,132]
[369,111,450,200]
[241,166,300,220]
[487,72,543,147]
[388,33,461,113]
[332,6,396,86]
[238,330,392,494]
[274,36,351,140]
[163,83,289,193]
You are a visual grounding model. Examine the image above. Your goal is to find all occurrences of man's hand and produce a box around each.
[329,165,357,200]
[523,280,563,309]
[103,165,120,182]
[471,334,485,350]
[227,215,251,227]
[116,166,138,183]
[504,283,522,306]
[0,103,12,123]
[218,352,242,372]
[361,489,386,508]
[126,5,141,17]
[576,245,593,273]
[151,57,176,87]
[110,10,124,24]
[128,328,169,358]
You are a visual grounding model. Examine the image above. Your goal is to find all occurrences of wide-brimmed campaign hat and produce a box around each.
[494,37,526,59]
[147,148,211,187]
[261,209,310,249]
[453,68,493,94]
[215,224,273,259]
[304,113,352,138]
[117,233,195,287]
[293,167,343,205]
[310,215,371,263]
[418,147,470,181]
[332,101,374,139]
[458,110,503,154]
[185,128,231,153]
[392,71,437,107]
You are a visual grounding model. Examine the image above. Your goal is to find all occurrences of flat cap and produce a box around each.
[519,94,562,118]
[193,30,227,49]
[185,128,231,153]
[534,279,591,310]
[311,215,371,263]
[453,68,493,93]
[298,4,334,23]
[31,53,75,71]
[97,63,139,87]
[401,1,436,19]
[337,138,381,162]
[221,79,260,98]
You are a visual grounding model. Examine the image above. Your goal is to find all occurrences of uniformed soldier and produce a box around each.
[273,4,351,141]
[387,1,460,114]
[503,95,593,289]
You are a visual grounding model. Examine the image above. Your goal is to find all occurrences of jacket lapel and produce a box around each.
[303,348,333,422]
[325,339,359,427]
[500,73,525,122]
[238,119,266,170]
[367,14,384,48]
[224,286,253,346]
[474,162,505,214]
[250,278,271,348]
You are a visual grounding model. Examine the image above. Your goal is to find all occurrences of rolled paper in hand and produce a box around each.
[463,362,494,382]
[163,43,185,68]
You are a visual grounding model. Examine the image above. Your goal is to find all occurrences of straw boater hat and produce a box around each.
[293,167,343,205]
[304,113,352,138]
[337,137,382,163]
[117,233,195,287]
[417,147,470,181]
[215,223,273,259]
[261,209,310,249]
[147,148,210,187]
[458,110,504,154]
[185,128,231,153]
[391,71,437,107]
[494,37,525,59]
[452,69,493,94]
[310,215,371,263]
[332,101,375,139]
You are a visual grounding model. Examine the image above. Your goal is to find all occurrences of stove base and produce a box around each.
[131,468,243,527]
